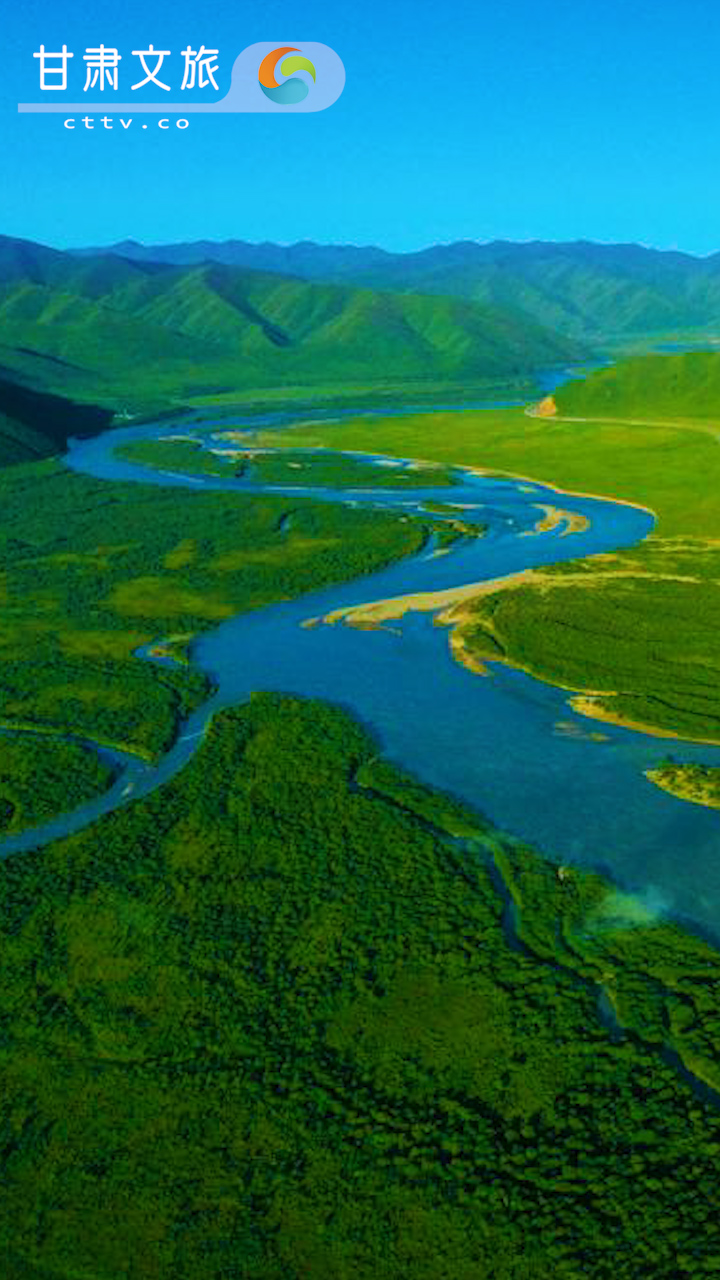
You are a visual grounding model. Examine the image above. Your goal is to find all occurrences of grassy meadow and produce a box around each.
[249,399,720,536]
[554,350,720,422]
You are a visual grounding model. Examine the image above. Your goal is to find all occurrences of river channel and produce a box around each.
[2,396,720,943]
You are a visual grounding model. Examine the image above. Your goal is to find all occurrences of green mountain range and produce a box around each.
[79,237,720,342]
[0,236,583,399]
[0,233,586,464]
[11,229,720,471]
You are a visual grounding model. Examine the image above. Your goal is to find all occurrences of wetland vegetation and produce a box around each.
[3,696,720,1276]
[0,735,116,834]
[116,438,457,488]
[0,458,430,769]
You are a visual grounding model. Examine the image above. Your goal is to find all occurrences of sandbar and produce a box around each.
[521,503,591,536]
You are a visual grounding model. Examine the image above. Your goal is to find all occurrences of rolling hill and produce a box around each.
[553,350,720,421]
[78,237,720,343]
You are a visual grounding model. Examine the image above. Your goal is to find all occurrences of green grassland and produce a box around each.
[183,373,543,412]
[3,695,720,1277]
[0,459,430,765]
[554,350,720,421]
[254,398,720,536]
[0,735,115,833]
[248,447,456,488]
[117,438,457,488]
[261,376,720,747]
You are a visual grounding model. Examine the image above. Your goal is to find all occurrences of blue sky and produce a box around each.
[4,0,720,253]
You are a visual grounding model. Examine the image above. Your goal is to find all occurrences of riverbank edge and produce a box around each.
[302,465,720,753]
[0,717,157,765]
[318,575,720,752]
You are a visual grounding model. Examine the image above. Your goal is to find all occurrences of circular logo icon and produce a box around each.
[258,46,317,104]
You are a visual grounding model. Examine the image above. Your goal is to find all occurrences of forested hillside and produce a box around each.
[0,234,584,436]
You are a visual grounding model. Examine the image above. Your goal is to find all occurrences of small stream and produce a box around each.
[485,839,720,1109]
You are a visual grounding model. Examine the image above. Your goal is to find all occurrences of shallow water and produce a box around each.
[2,403,720,942]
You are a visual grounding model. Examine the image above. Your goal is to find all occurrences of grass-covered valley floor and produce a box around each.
[4,694,720,1278]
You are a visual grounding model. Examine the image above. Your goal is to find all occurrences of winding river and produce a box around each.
[2,396,720,943]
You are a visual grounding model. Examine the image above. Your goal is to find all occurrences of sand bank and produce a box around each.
[569,696,720,748]
[521,503,591,536]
